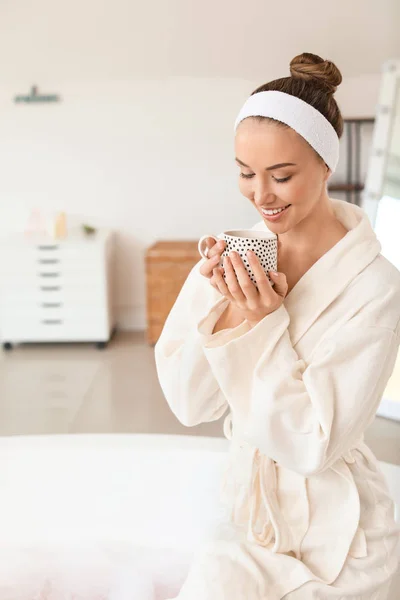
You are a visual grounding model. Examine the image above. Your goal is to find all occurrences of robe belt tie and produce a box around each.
[222,413,362,557]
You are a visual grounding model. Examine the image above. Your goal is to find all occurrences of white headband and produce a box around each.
[234,90,339,172]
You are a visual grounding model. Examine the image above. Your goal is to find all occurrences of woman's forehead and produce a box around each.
[234,119,314,163]
[235,118,300,143]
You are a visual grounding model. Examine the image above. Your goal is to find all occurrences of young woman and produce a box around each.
[155,52,400,599]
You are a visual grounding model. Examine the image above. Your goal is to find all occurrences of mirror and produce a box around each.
[363,58,400,422]
[363,58,400,270]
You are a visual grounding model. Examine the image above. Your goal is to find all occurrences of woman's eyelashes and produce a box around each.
[239,173,292,183]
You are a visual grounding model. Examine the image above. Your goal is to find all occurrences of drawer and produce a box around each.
[0,317,110,343]
[0,271,104,290]
[1,304,107,322]
[35,242,99,259]
[2,240,100,256]
[0,286,103,308]
[0,246,103,275]
[35,257,103,276]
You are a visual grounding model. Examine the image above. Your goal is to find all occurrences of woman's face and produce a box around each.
[234,118,331,233]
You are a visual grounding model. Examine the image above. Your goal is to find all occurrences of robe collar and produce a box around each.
[253,198,382,347]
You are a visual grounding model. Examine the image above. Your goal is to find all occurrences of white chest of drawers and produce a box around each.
[0,229,116,349]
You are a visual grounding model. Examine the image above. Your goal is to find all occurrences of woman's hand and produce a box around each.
[199,237,226,279]
[210,250,288,327]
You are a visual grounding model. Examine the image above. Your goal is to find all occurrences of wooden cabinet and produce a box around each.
[145,241,200,345]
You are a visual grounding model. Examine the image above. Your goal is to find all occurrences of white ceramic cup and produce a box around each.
[198,229,278,287]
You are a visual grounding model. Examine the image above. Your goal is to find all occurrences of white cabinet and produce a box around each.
[0,229,116,349]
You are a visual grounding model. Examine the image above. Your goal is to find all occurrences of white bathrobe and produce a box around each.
[154,198,400,599]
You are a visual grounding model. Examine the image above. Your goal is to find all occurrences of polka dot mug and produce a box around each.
[198,229,278,287]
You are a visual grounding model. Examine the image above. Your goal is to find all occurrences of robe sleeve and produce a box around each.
[197,303,400,475]
[154,258,251,427]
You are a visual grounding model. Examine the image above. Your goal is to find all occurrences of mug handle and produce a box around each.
[198,234,220,260]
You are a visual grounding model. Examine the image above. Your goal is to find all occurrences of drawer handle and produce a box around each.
[38,245,59,251]
[39,272,60,278]
[40,286,61,291]
[41,302,62,308]
[38,259,60,265]
[41,319,63,325]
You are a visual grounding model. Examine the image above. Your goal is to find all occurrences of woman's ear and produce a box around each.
[324,164,332,182]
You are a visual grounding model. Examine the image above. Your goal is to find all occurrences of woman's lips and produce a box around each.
[261,204,291,222]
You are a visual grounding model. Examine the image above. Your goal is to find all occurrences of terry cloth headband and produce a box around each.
[234,90,339,173]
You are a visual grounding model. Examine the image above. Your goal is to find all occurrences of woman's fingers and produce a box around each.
[227,253,257,304]
[199,253,220,278]
[246,251,274,300]
[199,240,226,279]
[212,266,232,298]
[209,266,224,290]
[207,239,226,259]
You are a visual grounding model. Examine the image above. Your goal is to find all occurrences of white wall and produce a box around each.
[0,0,398,329]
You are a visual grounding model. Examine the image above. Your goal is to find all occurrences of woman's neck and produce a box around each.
[277,195,348,261]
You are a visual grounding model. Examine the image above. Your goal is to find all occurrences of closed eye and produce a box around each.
[239,173,292,183]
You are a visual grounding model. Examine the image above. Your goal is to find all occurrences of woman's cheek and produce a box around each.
[279,185,294,204]
[287,179,307,203]
[238,177,251,196]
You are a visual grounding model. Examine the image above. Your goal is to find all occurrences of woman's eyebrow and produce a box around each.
[235,158,297,170]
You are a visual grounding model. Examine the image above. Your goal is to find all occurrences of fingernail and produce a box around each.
[270,271,279,276]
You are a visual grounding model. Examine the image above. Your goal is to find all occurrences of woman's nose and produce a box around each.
[253,180,274,206]
[254,189,275,207]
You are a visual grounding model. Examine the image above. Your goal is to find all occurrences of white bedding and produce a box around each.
[0,434,398,599]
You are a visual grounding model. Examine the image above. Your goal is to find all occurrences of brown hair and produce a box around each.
[250,52,344,143]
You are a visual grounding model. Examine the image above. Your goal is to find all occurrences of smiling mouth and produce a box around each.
[261,204,291,216]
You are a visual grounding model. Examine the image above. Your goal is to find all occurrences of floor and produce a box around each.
[0,331,399,466]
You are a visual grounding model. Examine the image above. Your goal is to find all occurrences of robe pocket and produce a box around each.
[348,526,368,558]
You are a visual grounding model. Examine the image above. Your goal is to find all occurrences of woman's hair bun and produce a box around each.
[289,52,342,95]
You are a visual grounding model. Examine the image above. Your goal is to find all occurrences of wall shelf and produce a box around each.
[328,183,365,193]
[328,117,375,205]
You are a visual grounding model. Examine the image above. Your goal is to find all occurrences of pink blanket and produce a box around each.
[0,543,191,600]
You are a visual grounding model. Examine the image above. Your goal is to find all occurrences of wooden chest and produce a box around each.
[145,241,200,345]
